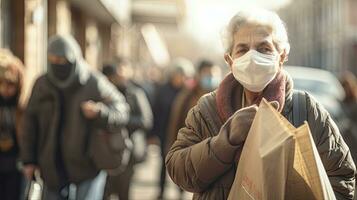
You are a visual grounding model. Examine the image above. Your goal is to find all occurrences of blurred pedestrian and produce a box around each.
[166,59,221,156]
[340,71,357,200]
[166,8,356,199]
[139,66,163,110]
[102,60,153,200]
[0,49,24,200]
[20,35,129,200]
[340,72,357,163]
[151,58,194,200]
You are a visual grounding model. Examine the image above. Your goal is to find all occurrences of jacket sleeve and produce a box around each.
[94,75,129,132]
[307,94,356,200]
[20,79,41,165]
[165,105,239,193]
[127,88,153,131]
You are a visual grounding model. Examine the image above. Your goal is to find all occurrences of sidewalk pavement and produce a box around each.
[130,145,193,200]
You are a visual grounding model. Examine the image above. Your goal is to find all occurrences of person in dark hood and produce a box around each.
[0,49,24,200]
[21,35,129,199]
[102,60,153,200]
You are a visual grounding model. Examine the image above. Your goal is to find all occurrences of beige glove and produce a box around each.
[228,101,279,145]
[210,101,279,164]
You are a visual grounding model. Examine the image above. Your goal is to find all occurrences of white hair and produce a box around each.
[222,8,290,55]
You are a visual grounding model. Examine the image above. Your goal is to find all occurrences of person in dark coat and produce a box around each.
[102,60,153,200]
[151,58,194,199]
[21,35,129,199]
[165,60,222,155]
[0,49,24,200]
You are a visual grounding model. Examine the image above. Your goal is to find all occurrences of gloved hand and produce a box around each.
[228,101,279,145]
[210,101,279,164]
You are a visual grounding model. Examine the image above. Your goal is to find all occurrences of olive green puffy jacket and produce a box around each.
[166,74,356,200]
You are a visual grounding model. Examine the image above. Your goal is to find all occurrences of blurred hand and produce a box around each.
[228,101,279,145]
[81,100,100,119]
[23,164,38,180]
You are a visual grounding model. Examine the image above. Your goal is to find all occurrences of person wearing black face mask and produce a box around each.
[21,35,129,200]
[102,61,153,200]
[46,47,77,90]
[50,62,74,81]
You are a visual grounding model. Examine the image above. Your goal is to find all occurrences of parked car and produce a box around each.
[285,66,346,124]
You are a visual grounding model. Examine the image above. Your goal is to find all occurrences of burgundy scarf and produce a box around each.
[216,71,287,123]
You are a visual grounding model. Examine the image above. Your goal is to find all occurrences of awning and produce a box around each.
[132,0,184,24]
[69,0,130,25]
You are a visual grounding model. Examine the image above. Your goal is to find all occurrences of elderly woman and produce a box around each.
[165,9,356,200]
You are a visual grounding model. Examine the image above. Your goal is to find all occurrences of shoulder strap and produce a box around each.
[292,90,307,127]
[198,93,222,134]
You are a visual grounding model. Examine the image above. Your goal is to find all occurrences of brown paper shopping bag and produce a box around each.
[228,99,335,200]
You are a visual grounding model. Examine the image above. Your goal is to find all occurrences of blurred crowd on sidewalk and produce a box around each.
[0,34,225,199]
[1,33,357,199]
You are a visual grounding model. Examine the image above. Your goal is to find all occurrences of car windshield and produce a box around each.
[293,78,333,96]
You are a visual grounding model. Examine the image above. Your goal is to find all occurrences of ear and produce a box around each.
[224,53,233,71]
[279,50,288,67]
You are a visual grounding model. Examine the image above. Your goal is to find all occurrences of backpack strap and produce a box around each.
[198,93,222,135]
[292,90,308,127]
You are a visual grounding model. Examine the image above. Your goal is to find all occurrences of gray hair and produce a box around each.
[222,8,290,55]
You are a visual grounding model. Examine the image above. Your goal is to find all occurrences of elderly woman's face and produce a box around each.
[231,24,278,59]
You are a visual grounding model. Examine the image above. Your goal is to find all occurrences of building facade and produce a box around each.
[0,0,131,104]
[278,0,357,74]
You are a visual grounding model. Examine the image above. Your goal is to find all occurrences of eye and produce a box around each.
[235,48,248,56]
[258,47,273,54]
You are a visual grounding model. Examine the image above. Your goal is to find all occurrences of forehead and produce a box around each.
[233,24,273,45]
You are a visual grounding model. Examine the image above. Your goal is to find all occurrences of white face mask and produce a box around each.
[230,50,280,92]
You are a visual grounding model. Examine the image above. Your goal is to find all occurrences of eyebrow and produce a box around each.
[234,39,274,50]
[234,43,249,50]
[255,40,274,48]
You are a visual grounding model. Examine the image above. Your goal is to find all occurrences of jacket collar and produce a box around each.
[215,70,294,123]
